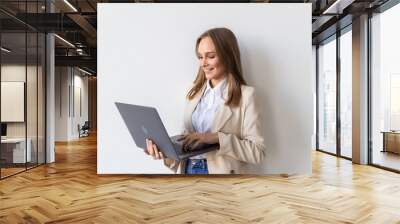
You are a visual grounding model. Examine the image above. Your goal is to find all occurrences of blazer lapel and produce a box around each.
[212,103,232,132]
[184,84,206,133]
[212,82,232,132]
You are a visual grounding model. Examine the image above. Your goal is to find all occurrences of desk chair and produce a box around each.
[79,121,90,138]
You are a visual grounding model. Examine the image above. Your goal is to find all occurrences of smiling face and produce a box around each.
[188,28,246,107]
[197,36,226,86]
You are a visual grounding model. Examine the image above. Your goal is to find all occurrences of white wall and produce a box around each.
[72,72,89,138]
[55,67,69,141]
[55,67,89,141]
[98,3,313,174]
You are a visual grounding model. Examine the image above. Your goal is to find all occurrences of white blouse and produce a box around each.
[190,78,227,159]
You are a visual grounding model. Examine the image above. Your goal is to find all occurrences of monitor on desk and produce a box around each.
[1,123,7,138]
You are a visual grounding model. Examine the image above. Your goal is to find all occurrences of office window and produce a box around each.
[340,29,352,158]
[371,3,400,171]
[318,37,337,154]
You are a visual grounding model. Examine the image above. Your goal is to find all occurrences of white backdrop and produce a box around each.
[98,3,313,174]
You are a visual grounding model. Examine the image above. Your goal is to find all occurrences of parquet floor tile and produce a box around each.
[1,134,400,223]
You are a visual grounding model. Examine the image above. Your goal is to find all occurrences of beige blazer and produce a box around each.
[164,83,266,174]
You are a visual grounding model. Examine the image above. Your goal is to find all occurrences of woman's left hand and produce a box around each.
[179,132,219,150]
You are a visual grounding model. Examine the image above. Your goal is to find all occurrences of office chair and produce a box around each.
[79,121,90,138]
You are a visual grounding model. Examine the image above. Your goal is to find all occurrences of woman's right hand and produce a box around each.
[145,139,165,160]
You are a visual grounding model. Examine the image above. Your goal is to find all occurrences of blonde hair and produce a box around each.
[187,27,246,107]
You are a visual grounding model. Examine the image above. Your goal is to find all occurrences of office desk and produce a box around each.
[1,138,32,164]
[382,131,400,154]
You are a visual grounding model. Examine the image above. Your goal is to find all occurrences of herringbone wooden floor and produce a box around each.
[1,134,400,224]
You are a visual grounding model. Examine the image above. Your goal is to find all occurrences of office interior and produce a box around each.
[0,0,399,222]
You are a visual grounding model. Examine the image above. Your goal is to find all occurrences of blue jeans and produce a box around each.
[185,159,209,174]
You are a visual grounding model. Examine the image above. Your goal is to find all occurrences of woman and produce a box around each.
[145,27,266,174]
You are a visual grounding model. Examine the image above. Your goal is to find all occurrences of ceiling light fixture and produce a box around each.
[323,0,342,14]
[322,0,354,15]
[1,47,11,53]
[54,34,75,48]
[78,67,93,76]
[63,0,78,12]
[76,48,85,55]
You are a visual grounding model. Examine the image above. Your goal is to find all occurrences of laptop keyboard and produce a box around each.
[170,135,219,154]
[173,141,193,153]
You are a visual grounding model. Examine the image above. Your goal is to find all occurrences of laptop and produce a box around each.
[115,102,219,161]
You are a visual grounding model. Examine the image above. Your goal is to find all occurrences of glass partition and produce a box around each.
[0,1,46,179]
[0,31,28,177]
[27,31,38,169]
[38,32,45,165]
